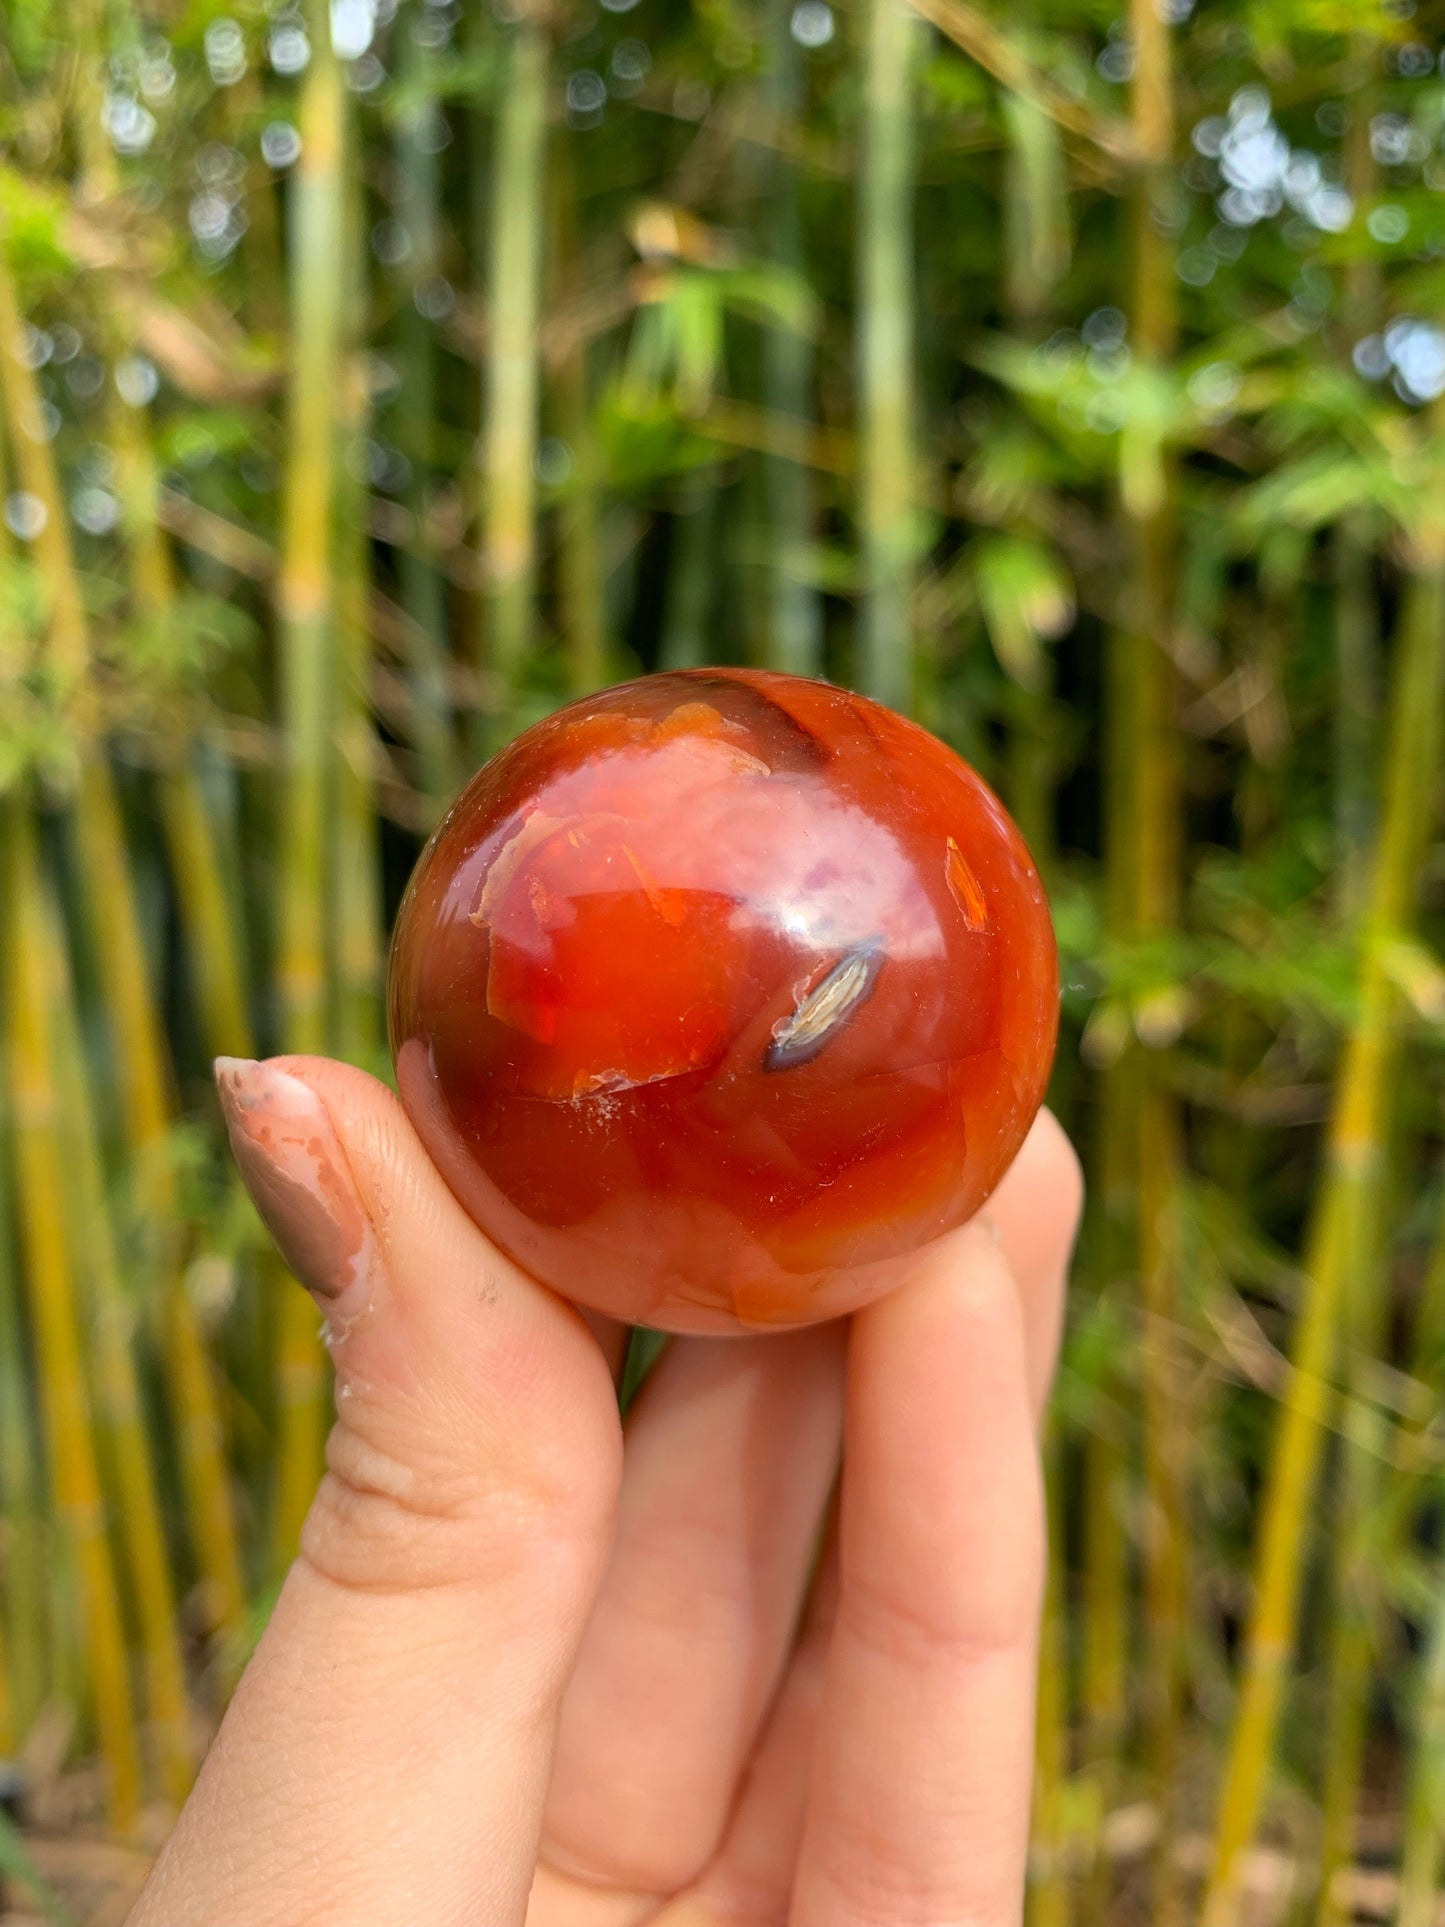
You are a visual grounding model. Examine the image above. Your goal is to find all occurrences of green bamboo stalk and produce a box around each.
[111,401,256,1064]
[2,801,141,1832]
[70,764,247,1638]
[1398,1563,1445,1927]
[1397,1203,1445,1927]
[394,5,460,814]
[761,0,822,677]
[42,873,194,1808]
[1313,1401,1389,1927]
[478,10,549,741]
[1311,111,1389,1909]
[0,406,47,1758]
[72,0,256,1070]
[0,1074,45,1757]
[0,246,85,683]
[1079,1188,1131,1923]
[1122,2,1186,1897]
[856,0,918,711]
[997,61,1069,1914]
[1029,1426,1072,1927]
[158,764,255,1061]
[660,488,720,670]
[335,160,383,1067]
[1201,549,1445,1927]
[548,141,608,699]
[2,201,246,1646]
[272,0,349,1566]
[1082,514,1142,1909]
[1332,43,1381,927]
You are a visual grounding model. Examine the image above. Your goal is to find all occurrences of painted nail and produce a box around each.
[214,1057,377,1310]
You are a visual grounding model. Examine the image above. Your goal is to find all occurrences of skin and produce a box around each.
[128,1053,1083,1927]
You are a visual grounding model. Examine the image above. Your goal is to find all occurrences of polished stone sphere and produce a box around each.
[388,669,1058,1333]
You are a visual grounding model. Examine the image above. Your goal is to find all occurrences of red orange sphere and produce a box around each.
[388,669,1058,1333]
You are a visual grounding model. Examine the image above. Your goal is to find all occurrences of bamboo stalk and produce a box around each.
[0,406,46,1760]
[2,801,141,1832]
[1030,1425,1072,1927]
[394,5,460,814]
[1398,1204,1445,1927]
[69,763,247,1635]
[479,10,549,742]
[761,0,822,677]
[42,872,194,1808]
[1313,1399,1389,1927]
[1310,76,1389,1907]
[335,159,383,1066]
[0,246,86,683]
[2,197,246,1646]
[109,405,254,1059]
[548,139,608,699]
[856,0,918,711]
[1398,1559,1445,1927]
[0,1072,45,1758]
[158,763,255,1061]
[1122,3,1186,1901]
[271,0,350,1564]
[659,488,720,669]
[1201,547,1445,1927]
[1332,42,1381,927]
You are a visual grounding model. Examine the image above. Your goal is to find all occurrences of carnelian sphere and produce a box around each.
[387,669,1058,1334]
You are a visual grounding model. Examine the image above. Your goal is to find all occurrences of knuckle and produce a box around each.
[299,1404,620,1600]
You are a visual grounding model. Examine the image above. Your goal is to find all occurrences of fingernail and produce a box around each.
[215,1057,377,1310]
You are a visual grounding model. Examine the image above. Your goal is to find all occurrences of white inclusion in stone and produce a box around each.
[766,946,882,1071]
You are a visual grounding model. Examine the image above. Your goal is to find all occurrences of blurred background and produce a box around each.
[1,0,1444,1919]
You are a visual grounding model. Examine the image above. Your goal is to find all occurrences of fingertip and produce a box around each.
[992,1107,1083,1253]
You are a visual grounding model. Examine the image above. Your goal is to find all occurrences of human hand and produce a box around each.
[128,1054,1081,1927]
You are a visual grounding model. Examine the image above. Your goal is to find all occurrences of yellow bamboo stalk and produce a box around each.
[335,164,383,1066]
[42,876,194,1808]
[2,801,141,1832]
[70,763,246,1642]
[856,0,918,711]
[0,404,47,1759]
[394,10,460,811]
[1332,42,1381,928]
[479,9,549,741]
[271,0,349,1563]
[1398,1203,1445,1927]
[1202,548,1445,1927]
[1398,1574,1445,1927]
[0,247,85,682]
[1123,2,1186,1898]
[1030,1427,1072,1927]
[0,1598,10,1761]
[1312,74,1387,1916]
[1079,1199,1130,1922]
[1,199,246,1647]
[549,143,608,699]
[157,764,255,1061]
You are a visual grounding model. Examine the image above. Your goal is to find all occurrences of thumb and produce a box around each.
[130,1055,622,1927]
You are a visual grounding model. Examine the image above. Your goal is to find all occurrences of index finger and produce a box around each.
[790,1221,1045,1927]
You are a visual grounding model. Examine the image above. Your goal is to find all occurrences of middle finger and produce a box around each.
[540,1323,845,1898]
